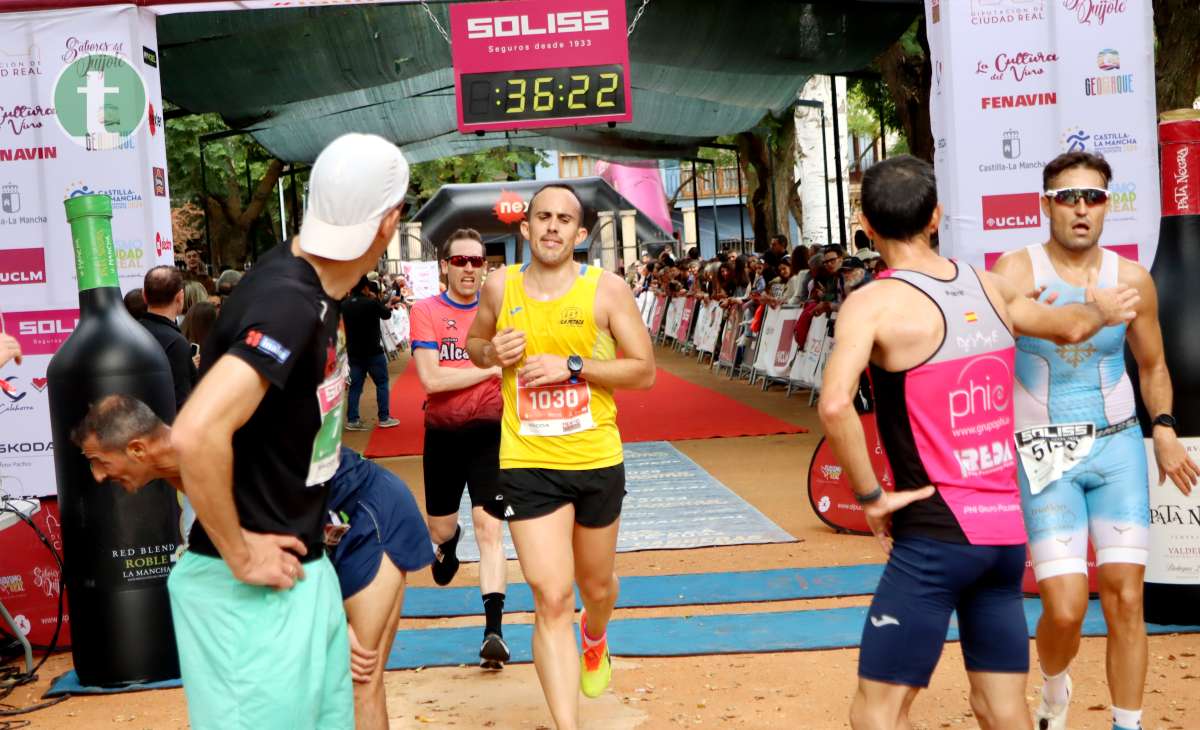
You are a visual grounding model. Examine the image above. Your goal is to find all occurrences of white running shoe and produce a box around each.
[1035,674,1071,730]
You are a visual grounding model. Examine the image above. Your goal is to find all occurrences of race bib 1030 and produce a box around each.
[516,381,594,437]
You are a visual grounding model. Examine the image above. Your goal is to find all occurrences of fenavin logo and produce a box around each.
[52,53,147,151]
[466,10,609,39]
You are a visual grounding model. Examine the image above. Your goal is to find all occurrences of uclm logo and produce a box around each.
[493,190,527,224]
[982,193,1042,231]
[466,10,609,39]
[0,248,46,285]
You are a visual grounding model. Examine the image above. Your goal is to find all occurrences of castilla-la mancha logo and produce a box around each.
[493,190,527,224]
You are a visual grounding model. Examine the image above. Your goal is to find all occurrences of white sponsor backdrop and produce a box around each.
[0,6,172,498]
[925,0,1160,269]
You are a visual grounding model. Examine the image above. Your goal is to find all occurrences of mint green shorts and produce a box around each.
[167,551,352,730]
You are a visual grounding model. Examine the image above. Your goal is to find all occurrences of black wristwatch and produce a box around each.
[567,354,584,383]
[1153,413,1177,430]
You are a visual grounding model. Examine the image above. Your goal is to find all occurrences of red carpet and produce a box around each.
[363,365,807,458]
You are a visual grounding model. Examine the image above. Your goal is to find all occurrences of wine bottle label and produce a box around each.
[72,218,120,291]
[1145,437,1200,584]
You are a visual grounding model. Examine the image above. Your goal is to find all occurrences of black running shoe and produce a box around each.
[431,524,461,586]
[479,631,510,670]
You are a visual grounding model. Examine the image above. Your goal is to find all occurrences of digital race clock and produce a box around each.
[450,0,633,133]
[460,64,626,126]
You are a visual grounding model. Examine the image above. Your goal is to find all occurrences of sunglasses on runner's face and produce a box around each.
[1044,187,1109,206]
[446,255,486,268]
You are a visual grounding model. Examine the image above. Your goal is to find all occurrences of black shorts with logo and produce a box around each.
[498,463,626,528]
[423,422,503,519]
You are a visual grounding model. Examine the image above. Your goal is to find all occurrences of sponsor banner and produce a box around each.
[0,247,47,286]
[925,0,1160,268]
[789,313,832,389]
[0,498,71,648]
[751,305,800,379]
[0,353,55,500]
[675,296,696,342]
[649,293,667,337]
[0,6,171,497]
[807,412,895,535]
[717,304,742,367]
[1159,119,1200,217]
[3,308,79,356]
[1145,437,1200,586]
[399,260,440,301]
[691,301,724,354]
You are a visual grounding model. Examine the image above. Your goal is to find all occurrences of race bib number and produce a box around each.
[516,381,594,437]
[1015,423,1095,495]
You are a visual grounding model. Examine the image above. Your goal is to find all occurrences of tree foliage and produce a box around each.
[408,147,546,208]
[165,112,287,267]
[1153,0,1200,112]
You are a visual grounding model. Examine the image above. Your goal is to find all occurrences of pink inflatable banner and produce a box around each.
[595,159,673,235]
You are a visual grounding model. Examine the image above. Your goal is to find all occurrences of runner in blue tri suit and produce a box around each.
[993,151,1199,730]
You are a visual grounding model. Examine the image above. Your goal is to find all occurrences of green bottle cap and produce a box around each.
[63,193,119,291]
[64,193,113,222]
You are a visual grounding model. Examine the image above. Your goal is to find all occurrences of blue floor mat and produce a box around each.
[45,598,1200,695]
[402,564,886,618]
[451,441,796,562]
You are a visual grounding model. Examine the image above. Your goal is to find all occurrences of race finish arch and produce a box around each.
[410,176,674,267]
[0,0,923,663]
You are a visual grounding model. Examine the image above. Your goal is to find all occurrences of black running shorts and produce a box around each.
[423,422,503,519]
[497,463,626,528]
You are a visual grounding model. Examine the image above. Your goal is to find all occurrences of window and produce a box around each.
[558,154,598,179]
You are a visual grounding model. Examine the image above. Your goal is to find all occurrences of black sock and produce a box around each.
[482,592,505,636]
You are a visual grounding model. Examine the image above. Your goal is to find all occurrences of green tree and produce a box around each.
[1154,0,1200,112]
[165,112,285,268]
[848,76,909,158]
[408,147,546,208]
[736,108,804,249]
[873,16,933,163]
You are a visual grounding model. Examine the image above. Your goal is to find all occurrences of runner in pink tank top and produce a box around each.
[816,156,1140,730]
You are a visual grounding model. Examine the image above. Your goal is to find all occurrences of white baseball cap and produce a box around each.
[299,133,409,262]
[855,249,882,261]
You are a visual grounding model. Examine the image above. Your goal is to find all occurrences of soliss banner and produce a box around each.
[0,5,174,498]
[924,0,1159,269]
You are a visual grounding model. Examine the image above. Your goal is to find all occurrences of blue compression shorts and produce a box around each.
[1017,424,1149,581]
[858,536,1029,687]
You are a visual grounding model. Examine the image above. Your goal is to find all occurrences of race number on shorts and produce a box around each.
[1015,423,1095,495]
[517,381,595,436]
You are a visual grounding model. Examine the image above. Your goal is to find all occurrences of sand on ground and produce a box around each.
[8,347,1197,729]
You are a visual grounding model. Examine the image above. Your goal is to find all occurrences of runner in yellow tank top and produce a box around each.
[467,184,655,730]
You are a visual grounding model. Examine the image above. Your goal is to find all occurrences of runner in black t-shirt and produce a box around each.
[168,133,410,730]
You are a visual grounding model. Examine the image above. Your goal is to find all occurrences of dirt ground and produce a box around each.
[7,346,1198,729]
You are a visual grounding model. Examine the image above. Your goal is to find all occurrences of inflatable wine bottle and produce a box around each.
[1139,113,1200,626]
[46,194,181,685]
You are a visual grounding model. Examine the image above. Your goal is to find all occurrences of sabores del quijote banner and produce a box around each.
[0,5,173,499]
[925,0,1160,270]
